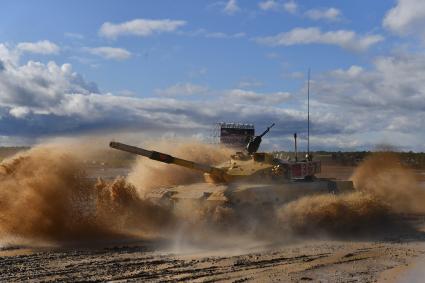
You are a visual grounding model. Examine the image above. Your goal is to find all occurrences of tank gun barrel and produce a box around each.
[259,123,275,138]
[109,141,225,176]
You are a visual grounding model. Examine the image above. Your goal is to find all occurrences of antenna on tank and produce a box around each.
[307,68,311,160]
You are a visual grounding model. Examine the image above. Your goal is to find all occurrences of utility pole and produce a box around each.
[307,68,311,157]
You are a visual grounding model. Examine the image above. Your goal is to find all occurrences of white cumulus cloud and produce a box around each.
[17,40,60,55]
[9,106,30,118]
[259,0,279,11]
[308,52,425,150]
[283,1,297,14]
[0,44,98,111]
[0,44,309,145]
[259,0,297,14]
[99,18,186,39]
[1,43,425,150]
[256,27,384,52]
[180,28,245,39]
[85,46,131,61]
[225,89,291,105]
[383,0,425,37]
[223,0,240,15]
[305,7,341,21]
[155,83,208,97]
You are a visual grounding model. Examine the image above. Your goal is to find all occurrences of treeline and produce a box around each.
[0,147,30,161]
[316,151,425,168]
[273,150,425,168]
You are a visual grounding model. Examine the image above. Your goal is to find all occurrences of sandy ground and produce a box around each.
[1,233,425,282]
[2,165,425,282]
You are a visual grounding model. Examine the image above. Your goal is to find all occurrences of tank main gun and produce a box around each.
[109,141,228,182]
[246,123,275,155]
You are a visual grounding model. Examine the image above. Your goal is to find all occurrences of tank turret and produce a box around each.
[246,123,275,154]
[109,124,321,184]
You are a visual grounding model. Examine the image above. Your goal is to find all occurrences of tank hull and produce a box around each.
[144,179,354,209]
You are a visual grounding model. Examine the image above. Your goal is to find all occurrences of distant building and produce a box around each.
[213,122,255,149]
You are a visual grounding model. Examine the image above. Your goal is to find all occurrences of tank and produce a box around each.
[109,124,354,209]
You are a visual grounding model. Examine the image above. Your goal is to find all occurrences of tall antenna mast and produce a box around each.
[307,68,311,156]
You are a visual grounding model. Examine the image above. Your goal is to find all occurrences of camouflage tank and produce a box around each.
[109,124,353,209]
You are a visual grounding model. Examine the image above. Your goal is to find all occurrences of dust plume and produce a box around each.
[120,137,273,248]
[2,137,424,247]
[278,152,425,237]
[0,138,238,248]
[278,192,391,236]
[127,140,232,194]
[351,152,425,213]
[0,145,173,245]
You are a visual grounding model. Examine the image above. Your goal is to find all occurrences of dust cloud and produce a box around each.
[278,152,425,237]
[278,192,391,236]
[127,140,233,194]
[0,138,424,247]
[351,152,425,213]
[0,145,173,246]
[0,138,235,247]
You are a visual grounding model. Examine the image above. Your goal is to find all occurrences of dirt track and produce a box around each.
[1,233,425,282]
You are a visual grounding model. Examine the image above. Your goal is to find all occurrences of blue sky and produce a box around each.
[0,0,424,151]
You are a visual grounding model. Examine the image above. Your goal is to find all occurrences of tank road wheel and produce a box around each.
[327,181,339,194]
